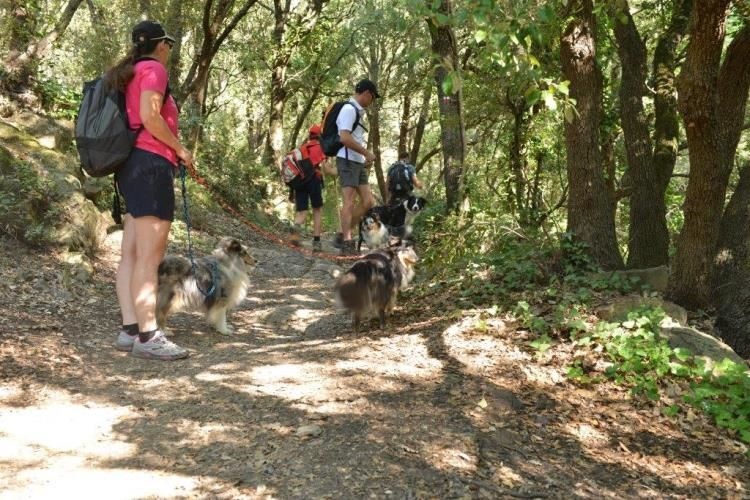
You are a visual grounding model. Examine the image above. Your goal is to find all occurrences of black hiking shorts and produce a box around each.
[117,148,176,221]
[294,175,323,212]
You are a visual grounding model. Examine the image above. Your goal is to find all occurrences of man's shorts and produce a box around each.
[336,157,368,187]
[294,175,323,212]
[117,148,176,221]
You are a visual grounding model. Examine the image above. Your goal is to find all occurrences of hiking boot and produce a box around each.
[312,239,323,252]
[340,239,357,255]
[131,330,189,361]
[332,232,344,249]
[115,329,137,352]
[289,226,302,247]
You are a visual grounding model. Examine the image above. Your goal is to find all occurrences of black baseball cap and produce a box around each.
[355,79,381,98]
[132,20,175,45]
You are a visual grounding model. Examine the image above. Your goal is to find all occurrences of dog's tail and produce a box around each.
[334,268,374,313]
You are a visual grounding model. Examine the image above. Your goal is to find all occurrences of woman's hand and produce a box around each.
[176,145,194,168]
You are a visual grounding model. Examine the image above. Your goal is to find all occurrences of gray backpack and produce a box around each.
[75,77,139,177]
[75,58,168,177]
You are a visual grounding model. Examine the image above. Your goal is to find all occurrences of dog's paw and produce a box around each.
[217,326,234,336]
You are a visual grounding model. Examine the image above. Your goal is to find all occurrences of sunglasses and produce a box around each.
[164,39,175,49]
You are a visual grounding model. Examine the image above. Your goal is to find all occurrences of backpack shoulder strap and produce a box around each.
[345,101,367,133]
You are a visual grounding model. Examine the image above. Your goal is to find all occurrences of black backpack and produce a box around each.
[75,58,168,177]
[319,101,364,157]
[387,161,414,195]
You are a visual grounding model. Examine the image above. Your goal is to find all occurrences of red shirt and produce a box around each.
[125,59,179,166]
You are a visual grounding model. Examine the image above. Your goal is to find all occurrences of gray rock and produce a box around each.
[620,266,669,293]
[660,326,746,367]
[591,266,670,293]
[62,251,94,283]
[295,424,322,438]
[0,117,107,255]
[596,295,688,326]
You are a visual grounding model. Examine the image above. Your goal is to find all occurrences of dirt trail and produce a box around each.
[0,222,748,499]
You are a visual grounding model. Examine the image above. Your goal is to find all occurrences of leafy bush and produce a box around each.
[0,152,62,245]
[37,78,80,121]
[566,306,750,445]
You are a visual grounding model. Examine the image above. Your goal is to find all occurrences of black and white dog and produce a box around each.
[334,246,419,333]
[363,195,427,245]
[156,238,256,335]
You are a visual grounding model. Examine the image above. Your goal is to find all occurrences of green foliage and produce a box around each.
[685,359,750,444]
[515,300,550,336]
[584,308,674,400]
[36,78,80,121]
[0,153,61,245]
[565,306,750,445]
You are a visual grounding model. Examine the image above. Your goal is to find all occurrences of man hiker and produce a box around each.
[386,150,423,204]
[333,79,380,254]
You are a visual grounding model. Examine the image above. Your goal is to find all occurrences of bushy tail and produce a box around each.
[334,268,374,313]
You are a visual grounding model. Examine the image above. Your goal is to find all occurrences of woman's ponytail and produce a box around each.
[105,36,159,92]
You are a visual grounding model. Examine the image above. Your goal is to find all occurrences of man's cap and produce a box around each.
[132,21,176,45]
[309,124,322,136]
[355,79,381,98]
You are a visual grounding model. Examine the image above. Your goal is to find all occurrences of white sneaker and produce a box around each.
[115,330,137,352]
[131,330,189,361]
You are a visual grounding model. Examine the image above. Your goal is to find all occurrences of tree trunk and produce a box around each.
[180,0,259,153]
[266,0,291,168]
[410,85,432,165]
[716,25,750,179]
[560,0,623,270]
[289,86,322,149]
[264,0,326,167]
[712,25,750,356]
[714,163,750,358]
[139,0,151,17]
[426,0,466,213]
[507,94,529,227]
[398,93,411,155]
[370,102,386,201]
[648,0,692,260]
[165,0,185,90]
[613,2,669,268]
[668,0,732,309]
[267,52,290,166]
[3,0,83,93]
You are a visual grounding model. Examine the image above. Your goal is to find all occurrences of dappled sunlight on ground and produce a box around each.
[0,385,201,499]
[1,229,747,498]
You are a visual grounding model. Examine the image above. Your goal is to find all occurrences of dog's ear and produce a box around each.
[398,246,419,266]
[400,246,419,265]
[227,239,243,254]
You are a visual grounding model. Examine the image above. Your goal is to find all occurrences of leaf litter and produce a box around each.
[0,213,748,498]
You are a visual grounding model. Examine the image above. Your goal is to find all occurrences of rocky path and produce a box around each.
[0,224,748,499]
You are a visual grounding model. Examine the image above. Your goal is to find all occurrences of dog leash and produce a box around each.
[179,163,219,298]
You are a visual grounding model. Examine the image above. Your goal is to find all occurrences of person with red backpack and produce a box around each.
[289,124,328,252]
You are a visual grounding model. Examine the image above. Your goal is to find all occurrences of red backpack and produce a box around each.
[279,145,315,189]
